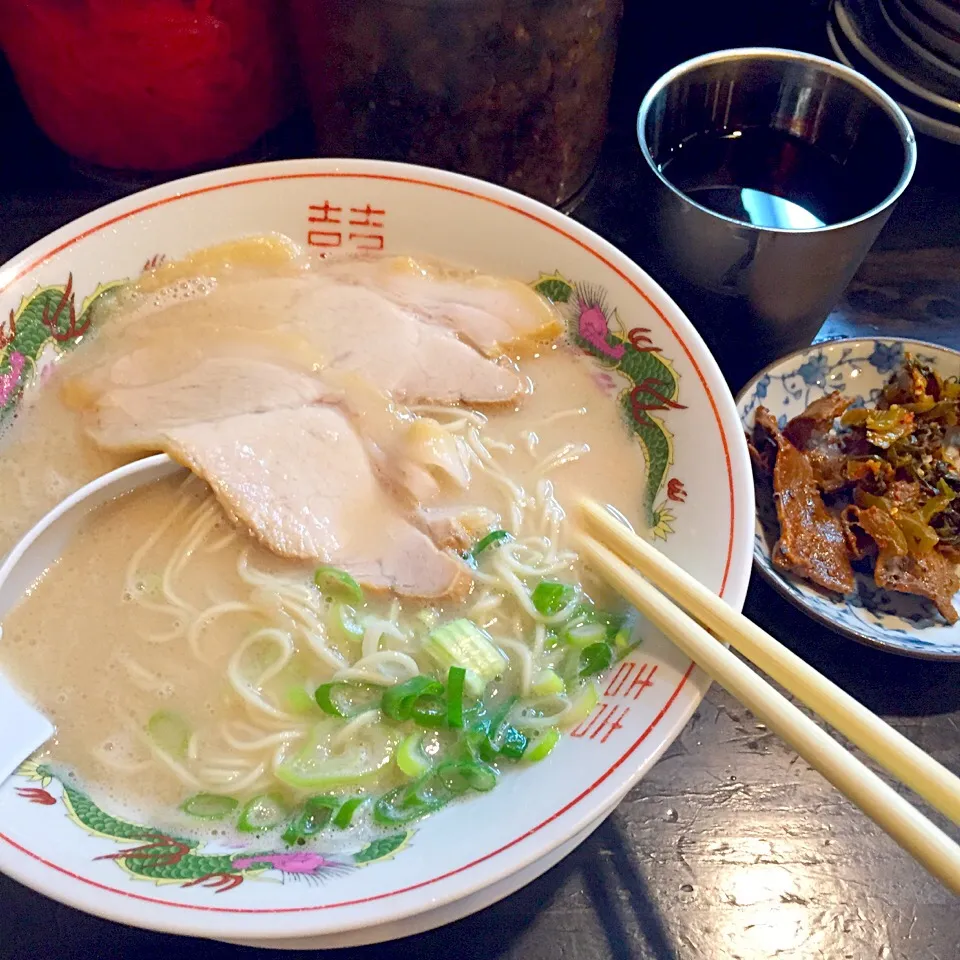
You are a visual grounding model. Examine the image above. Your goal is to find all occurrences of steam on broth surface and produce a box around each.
[0,238,647,838]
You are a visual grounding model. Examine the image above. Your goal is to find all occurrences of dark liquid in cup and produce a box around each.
[658,128,889,229]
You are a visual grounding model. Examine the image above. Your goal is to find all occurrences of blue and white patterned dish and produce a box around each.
[738,338,960,661]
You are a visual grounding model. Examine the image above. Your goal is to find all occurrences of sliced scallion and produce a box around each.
[282,795,339,845]
[446,666,466,728]
[237,792,287,833]
[333,797,366,830]
[181,793,238,820]
[531,580,576,617]
[563,621,607,648]
[423,619,506,697]
[333,603,365,641]
[411,694,448,727]
[471,529,512,558]
[314,566,363,604]
[314,680,379,718]
[275,720,399,790]
[373,781,447,826]
[396,733,433,778]
[499,726,528,759]
[381,675,444,722]
[526,728,560,763]
[579,642,613,678]
[612,625,638,659]
[285,684,317,715]
[563,682,600,728]
[531,668,565,697]
[436,759,498,794]
[146,710,190,759]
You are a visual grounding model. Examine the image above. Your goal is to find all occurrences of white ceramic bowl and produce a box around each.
[0,159,754,946]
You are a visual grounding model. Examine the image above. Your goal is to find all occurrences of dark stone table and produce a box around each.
[0,3,957,957]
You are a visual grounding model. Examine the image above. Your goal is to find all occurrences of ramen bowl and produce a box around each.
[0,159,754,946]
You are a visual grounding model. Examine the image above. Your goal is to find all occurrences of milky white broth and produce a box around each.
[0,240,648,837]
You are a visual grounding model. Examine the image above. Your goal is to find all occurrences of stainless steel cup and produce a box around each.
[637,48,916,378]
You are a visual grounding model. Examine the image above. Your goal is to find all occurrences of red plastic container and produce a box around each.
[0,0,295,172]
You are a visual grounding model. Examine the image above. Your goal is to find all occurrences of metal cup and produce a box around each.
[637,48,916,384]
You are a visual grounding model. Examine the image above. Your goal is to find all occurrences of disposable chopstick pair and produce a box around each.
[578,498,960,895]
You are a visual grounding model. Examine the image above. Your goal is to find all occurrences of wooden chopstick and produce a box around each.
[577,522,960,895]
[581,498,960,827]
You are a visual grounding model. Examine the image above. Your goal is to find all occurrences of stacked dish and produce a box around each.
[828,0,960,142]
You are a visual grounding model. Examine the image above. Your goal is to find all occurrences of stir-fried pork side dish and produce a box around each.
[749,357,960,623]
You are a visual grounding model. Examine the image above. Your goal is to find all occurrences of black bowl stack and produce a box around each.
[828,0,960,141]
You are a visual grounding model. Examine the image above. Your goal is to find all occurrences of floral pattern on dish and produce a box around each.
[738,338,960,660]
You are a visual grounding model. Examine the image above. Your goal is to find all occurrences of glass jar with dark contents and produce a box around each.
[288,0,623,207]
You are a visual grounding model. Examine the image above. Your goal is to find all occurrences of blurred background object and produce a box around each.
[0,0,297,176]
[287,0,623,207]
[827,0,960,143]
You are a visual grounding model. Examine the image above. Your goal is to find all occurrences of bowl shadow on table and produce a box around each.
[744,576,960,716]
[0,816,676,960]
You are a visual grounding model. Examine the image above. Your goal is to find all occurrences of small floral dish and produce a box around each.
[738,337,960,661]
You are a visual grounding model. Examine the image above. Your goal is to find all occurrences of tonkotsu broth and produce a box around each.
[0,239,649,835]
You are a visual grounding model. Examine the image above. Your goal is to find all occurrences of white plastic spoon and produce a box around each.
[0,454,183,784]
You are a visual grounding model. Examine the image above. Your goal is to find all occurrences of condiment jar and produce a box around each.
[288,0,624,207]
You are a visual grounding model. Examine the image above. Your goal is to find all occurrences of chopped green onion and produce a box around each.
[381,675,444,722]
[531,668,566,697]
[499,726,528,759]
[424,619,507,697]
[282,795,339,845]
[579,642,613,677]
[436,759,499,794]
[314,680,380,718]
[397,733,433,778]
[276,720,399,790]
[601,612,628,639]
[333,603,365,641]
[372,788,423,826]
[446,666,466,727]
[314,566,363,604]
[373,779,449,826]
[471,529,513,558]
[531,580,577,617]
[566,601,625,639]
[612,626,638,659]
[237,793,287,833]
[417,607,440,630]
[563,681,600,728]
[479,696,521,760]
[333,797,366,829]
[563,621,607,648]
[147,710,191,758]
[285,684,317,714]
[181,793,238,820]
[411,694,448,727]
[526,728,561,762]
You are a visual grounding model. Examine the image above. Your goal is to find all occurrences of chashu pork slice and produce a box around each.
[226,275,524,402]
[318,256,564,355]
[67,275,524,454]
[161,405,468,599]
[81,357,336,453]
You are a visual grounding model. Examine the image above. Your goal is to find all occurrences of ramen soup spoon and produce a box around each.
[0,455,181,783]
